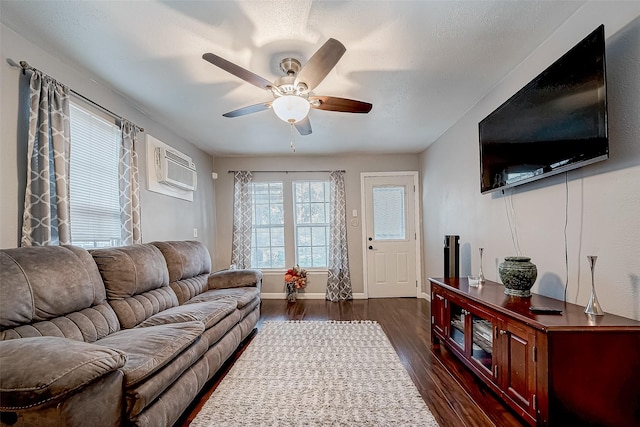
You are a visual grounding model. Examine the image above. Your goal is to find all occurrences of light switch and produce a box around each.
[352,209,358,217]
[193,228,198,238]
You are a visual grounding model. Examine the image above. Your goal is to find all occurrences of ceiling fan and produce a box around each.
[202,38,372,136]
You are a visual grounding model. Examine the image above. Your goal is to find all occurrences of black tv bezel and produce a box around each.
[479,25,609,195]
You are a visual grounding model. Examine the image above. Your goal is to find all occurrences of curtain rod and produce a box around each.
[11,59,144,132]
[228,170,345,174]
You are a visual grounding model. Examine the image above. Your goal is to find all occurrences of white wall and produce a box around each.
[214,154,419,295]
[0,24,217,254]
[420,4,640,320]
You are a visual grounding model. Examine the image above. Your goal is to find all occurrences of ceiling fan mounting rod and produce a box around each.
[280,58,301,76]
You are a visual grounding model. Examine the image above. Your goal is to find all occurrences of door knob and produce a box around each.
[368,237,373,241]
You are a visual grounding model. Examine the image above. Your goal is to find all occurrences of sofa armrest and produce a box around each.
[0,337,126,410]
[208,269,262,292]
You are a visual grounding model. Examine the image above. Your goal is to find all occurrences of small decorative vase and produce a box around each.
[478,248,485,284]
[498,256,537,297]
[584,256,604,316]
[286,282,297,302]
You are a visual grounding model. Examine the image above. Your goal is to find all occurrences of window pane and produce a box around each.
[312,226,326,246]
[310,203,326,223]
[297,227,311,246]
[254,205,270,225]
[311,246,327,267]
[271,227,284,246]
[310,182,326,202]
[271,247,285,267]
[296,203,310,224]
[294,180,330,268]
[373,186,406,240]
[297,246,312,266]
[270,204,284,224]
[295,182,309,202]
[250,182,285,269]
[269,184,284,203]
[255,228,271,247]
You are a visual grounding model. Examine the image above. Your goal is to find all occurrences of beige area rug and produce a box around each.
[190,321,439,426]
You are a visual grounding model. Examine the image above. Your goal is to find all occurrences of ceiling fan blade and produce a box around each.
[203,53,273,91]
[222,102,272,118]
[309,96,372,113]
[294,116,312,136]
[294,38,346,91]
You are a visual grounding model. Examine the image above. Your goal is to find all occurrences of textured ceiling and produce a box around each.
[1,1,583,156]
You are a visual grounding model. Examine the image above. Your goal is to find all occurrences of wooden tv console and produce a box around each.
[429,277,640,426]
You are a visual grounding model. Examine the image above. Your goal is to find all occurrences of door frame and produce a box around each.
[360,171,422,298]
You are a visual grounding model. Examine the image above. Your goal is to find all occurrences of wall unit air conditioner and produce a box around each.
[154,147,197,191]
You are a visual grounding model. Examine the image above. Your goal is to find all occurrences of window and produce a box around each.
[372,185,406,240]
[69,102,122,248]
[250,182,285,268]
[294,181,330,268]
[248,179,331,269]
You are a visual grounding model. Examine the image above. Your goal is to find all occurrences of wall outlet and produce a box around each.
[193,228,198,238]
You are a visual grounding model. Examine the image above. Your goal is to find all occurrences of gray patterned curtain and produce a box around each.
[21,70,71,246]
[119,120,141,245]
[231,171,252,268]
[326,170,352,301]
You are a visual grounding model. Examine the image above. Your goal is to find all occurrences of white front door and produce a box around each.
[362,173,419,298]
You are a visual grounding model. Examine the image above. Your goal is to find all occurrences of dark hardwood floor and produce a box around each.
[178,299,527,426]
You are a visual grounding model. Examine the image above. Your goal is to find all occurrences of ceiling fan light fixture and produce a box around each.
[272,95,310,124]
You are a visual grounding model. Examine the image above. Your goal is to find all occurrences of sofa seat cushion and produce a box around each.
[186,287,260,309]
[125,336,209,419]
[96,321,204,387]
[238,296,261,319]
[136,300,237,330]
[0,337,126,410]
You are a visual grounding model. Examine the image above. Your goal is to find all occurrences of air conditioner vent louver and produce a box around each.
[155,147,197,191]
[164,150,191,168]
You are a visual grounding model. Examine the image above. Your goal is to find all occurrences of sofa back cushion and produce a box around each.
[91,244,179,328]
[0,246,120,342]
[151,241,212,305]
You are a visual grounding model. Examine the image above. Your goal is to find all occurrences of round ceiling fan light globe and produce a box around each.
[272,95,310,123]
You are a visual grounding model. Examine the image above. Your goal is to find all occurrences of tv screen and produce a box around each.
[479,25,608,194]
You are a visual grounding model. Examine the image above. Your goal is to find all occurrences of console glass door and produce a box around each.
[471,313,493,371]
[449,302,465,349]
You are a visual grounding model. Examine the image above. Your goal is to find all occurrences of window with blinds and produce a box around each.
[293,180,330,268]
[69,101,122,248]
[250,182,285,269]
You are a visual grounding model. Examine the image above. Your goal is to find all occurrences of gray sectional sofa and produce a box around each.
[0,241,261,426]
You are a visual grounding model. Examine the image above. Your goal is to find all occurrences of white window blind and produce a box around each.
[69,102,122,248]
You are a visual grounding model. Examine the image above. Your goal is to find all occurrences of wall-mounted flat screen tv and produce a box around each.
[479,25,608,194]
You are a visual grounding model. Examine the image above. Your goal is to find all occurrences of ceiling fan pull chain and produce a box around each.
[289,121,296,152]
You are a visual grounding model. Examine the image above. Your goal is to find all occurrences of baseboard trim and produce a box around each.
[261,292,368,300]
[421,292,431,301]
